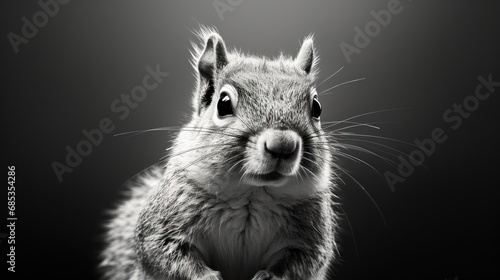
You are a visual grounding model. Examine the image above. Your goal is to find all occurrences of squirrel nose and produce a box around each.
[263,130,300,159]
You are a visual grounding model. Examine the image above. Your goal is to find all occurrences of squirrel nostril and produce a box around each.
[261,129,302,160]
[264,139,298,158]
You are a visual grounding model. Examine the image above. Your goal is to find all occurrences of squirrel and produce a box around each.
[101,28,338,280]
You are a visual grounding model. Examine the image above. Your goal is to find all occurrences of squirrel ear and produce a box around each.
[196,33,228,110]
[195,33,229,111]
[198,34,229,81]
[295,37,316,74]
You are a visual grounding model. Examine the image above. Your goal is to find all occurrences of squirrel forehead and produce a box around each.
[218,57,316,92]
[225,54,314,77]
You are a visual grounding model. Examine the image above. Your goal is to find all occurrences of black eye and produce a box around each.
[312,97,322,119]
[217,92,234,117]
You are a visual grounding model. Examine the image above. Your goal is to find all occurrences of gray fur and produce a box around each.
[101,28,338,280]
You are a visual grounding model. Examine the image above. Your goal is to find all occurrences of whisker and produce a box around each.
[296,166,306,185]
[164,150,224,184]
[115,125,247,137]
[119,164,164,188]
[216,153,245,184]
[299,163,322,185]
[321,120,400,128]
[225,156,245,175]
[235,115,257,135]
[316,66,344,89]
[161,143,236,161]
[336,166,387,226]
[302,123,380,143]
[332,135,428,169]
[326,108,410,127]
[239,163,251,186]
[329,131,418,148]
[302,151,347,186]
[114,126,248,142]
[302,148,347,186]
[338,205,360,257]
[333,138,407,156]
[311,140,398,167]
[319,77,365,95]
[301,152,323,172]
[330,142,398,168]
[113,126,183,137]
[331,171,346,186]
[335,151,386,179]
[328,123,381,132]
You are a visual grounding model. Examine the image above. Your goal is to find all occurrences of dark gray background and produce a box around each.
[2,0,499,279]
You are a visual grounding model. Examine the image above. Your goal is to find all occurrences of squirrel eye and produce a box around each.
[312,97,322,119]
[217,92,234,117]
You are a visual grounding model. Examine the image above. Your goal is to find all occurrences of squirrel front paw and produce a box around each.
[252,270,281,280]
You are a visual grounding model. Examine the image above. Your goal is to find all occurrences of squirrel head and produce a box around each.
[170,28,332,197]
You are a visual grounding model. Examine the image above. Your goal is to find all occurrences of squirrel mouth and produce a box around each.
[254,171,284,181]
[245,171,289,187]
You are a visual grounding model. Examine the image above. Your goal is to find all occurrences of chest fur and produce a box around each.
[194,189,291,279]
